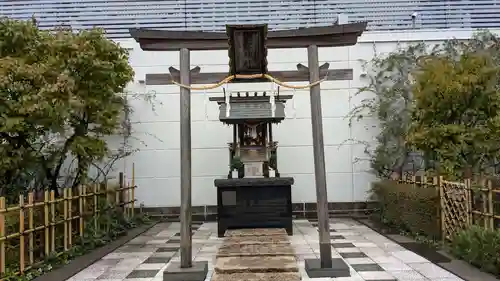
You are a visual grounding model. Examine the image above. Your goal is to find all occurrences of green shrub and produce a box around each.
[371,180,441,239]
[450,226,500,276]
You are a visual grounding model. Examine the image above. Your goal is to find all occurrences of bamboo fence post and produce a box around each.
[63,188,68,251]
[93,184,98,234]
[68,188,72,248]
[78,186,84,239]
[487,179,494,229]
[115,180,120,210]
[105,182,111,232]
[28,192,34,265]
[131,163,135,217]
[466,178,473,226]
[0,197,5,275]
[50,191,55,253]
[19,194,25,273]
[44,191,49,256]
[127,181,131,218]
[439,176,446,240]
[119,172,124,212]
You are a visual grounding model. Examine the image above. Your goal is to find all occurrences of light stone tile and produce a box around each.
[391,251,429,263]
[389,270,428,281]
[357,271,396,280]
[409,262,458,279]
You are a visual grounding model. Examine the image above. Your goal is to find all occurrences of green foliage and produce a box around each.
[450,226,500,276]
[409,52,500,177]
[350,30,500,178]
[230,156,244,171]
[349,43,428,178]
[371,180,441,240]
[0,18,134,199]
[2,210,152,281]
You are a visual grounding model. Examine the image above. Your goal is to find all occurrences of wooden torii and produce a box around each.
[130,22,367,280]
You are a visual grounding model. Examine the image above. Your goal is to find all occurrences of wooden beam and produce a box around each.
[146,69,353,85]
[129,22,367,51]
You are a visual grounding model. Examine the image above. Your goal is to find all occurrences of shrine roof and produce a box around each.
[129,22,367,51]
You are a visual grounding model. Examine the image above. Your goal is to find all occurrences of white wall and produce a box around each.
[115,28,500,208]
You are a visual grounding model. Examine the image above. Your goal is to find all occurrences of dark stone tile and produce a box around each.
[351,264,384,272]
[206,205,217,214]
[305,203,317,211]
[156,247,180,252]
[292,203,304,211]
[331,243,355,248]
[331,235,345,239]
[191,206,205,214]
[305,212,318,219]
[174,232,194,236]
[143,257,171,264]
[206,214,217,221]
[401,242,451,263]
[340,252,368,258]
[126,270,159,278]
[192,214,205,222]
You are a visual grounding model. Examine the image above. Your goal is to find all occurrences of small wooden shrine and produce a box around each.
[211,25,294,237]
[210,90,291,179]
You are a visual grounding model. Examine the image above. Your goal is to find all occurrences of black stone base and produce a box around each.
[304,258,350,278]
[163,261,208,281]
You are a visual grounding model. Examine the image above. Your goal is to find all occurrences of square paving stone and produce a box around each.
[340,252,368,258]
[351,263,384,272]
[214,256,298,274]
[331,243,356,248]
[126,269,160,278]
[212,272,301,281]
[143,257,171,264]
[156,247,180,252]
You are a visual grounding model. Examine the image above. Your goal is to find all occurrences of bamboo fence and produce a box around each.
[0,170,137,279]
[401,174,500,240]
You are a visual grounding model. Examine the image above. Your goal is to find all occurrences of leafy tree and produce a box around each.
[0,18,134,199]
[408,52,500,177]
[350,30,500,179]
[349,43,427,178]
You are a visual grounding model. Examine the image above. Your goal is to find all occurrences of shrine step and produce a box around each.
[224,235,290,245]
[224,228,288,237]
[212,272,301,281]
[216,243,295,257]
[214,256,299,274]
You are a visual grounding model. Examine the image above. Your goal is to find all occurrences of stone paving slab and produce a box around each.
[65,219,474,281]
[224,235,290,245]
[211,272,301,281]
[214,256,299,274]
[225,228,288,237]
[216,243,295,257]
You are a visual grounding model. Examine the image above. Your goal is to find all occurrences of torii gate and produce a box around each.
[130,22,366,280]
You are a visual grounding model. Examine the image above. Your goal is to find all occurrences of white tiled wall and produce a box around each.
[114,28,500,207]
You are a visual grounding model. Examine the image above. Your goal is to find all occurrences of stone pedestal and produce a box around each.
[163,261,208,281]
[214,177,294,237]
[304,258,350,278]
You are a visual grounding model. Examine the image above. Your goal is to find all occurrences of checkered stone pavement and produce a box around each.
[66,219,464,281]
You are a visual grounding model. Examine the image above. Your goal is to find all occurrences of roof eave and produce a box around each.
[129,22,367,51]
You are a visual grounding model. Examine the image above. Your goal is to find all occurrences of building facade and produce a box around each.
[111,28,498,208]
[2,1,500,209]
